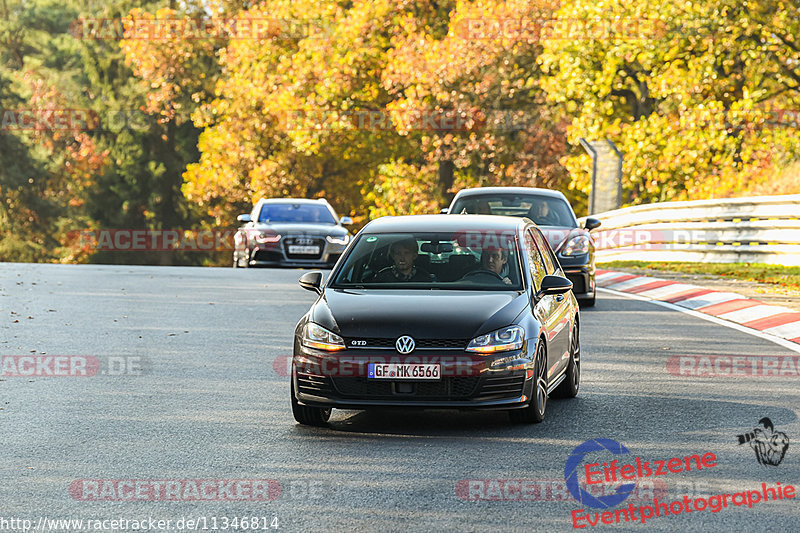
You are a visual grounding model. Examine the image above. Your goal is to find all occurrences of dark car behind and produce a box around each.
[446,187,601,306]
[233,198,352,268]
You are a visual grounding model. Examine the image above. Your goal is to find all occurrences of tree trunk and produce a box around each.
[438,159,454,207]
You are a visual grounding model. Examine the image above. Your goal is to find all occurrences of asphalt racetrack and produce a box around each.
[1,263,798,532]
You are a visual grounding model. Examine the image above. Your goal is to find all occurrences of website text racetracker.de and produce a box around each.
[1,356,146,377]
[0,516,278,532]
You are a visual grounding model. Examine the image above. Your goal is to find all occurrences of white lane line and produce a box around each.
[598,287,800,354]
[716,304,796,324]
[676,292,747,310]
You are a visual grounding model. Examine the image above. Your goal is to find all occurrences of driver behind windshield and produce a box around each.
[529,201,558,226]
[459,247,512,285]
[480,248,512,285]
[370,238,434,282]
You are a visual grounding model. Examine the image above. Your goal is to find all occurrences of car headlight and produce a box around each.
[326,234,350,245]
[560,235,590,256]
[302,322,345,351]
[466,325,524,354]
[255,231,281,244]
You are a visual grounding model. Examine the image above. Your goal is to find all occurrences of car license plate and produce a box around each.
[288,245,320,254]
[368,363,440,380]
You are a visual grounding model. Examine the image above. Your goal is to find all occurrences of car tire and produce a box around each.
[552,321,580,398]
[580,290,595,307]
[291,378,331,427]
[509,340,547,424]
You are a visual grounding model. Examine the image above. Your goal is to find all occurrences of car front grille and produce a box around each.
[344,338,468,350]
[476,374,526,400]
[331,377,479,399]
[284,236,325,260]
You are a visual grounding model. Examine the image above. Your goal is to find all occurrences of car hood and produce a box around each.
[539,227,590,252]
[249,222,348,236]
[312,289,529,340]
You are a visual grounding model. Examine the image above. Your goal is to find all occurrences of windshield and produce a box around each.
[450,194,577,228]
[330,231,523,290]
[258,203,337,224]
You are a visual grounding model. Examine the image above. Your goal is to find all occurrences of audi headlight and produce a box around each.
[302,322,345,352]
[326,234,350,245]
[466,325,524,354]
[561,235,590,256]
[255,231,281,244]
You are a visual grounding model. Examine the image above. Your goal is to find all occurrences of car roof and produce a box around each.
[451,187,568,201]
[256,198,330,205]
[362,214,528,233]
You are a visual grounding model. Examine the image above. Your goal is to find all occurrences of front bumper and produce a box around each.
[291,350,533,410]
[558,253,595,299]
[248,240,345,268]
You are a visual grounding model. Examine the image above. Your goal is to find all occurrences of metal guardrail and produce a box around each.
[578,194,800,266]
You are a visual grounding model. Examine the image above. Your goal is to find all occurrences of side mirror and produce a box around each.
[440,208,450,214]
[584,217,602,230]
[237,214,251,223]
[536,275,573,299]
[299,271,323,294]
[339,216,353,226]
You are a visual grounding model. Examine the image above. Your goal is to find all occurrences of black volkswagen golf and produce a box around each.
[291,215,581,426]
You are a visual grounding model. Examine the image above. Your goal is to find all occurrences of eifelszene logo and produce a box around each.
[737,418,789,466]
[564,438,718,509]
[565,439,636,508]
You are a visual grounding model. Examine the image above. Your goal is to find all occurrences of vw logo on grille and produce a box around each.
[395,335,415,354]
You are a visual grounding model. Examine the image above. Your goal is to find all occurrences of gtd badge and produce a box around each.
[395,336,415,354]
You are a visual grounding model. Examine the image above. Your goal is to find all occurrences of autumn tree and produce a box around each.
[539,0,800,208]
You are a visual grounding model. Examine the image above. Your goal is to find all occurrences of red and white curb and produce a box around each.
[596,270,800,346]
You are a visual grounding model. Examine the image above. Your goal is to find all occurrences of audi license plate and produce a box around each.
[368,363,440,380]
[288,245,320,255]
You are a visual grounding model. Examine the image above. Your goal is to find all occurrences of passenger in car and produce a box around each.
[370,238,434,282]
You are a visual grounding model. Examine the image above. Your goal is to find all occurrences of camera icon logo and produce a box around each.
[737,417,789,466]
